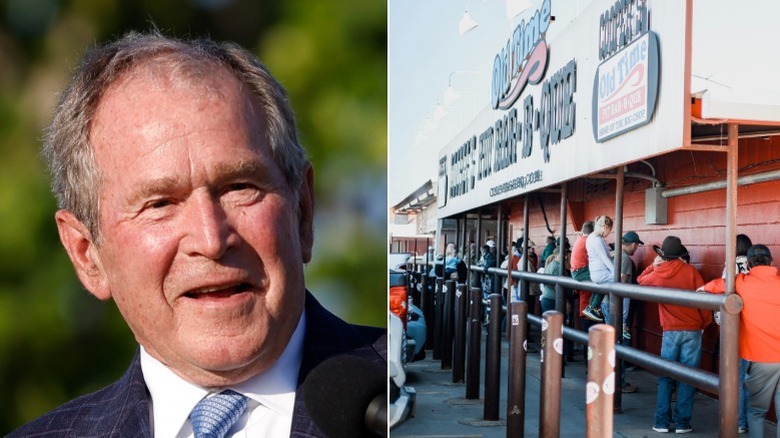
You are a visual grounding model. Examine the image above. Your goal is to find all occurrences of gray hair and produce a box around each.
[43,31,309,240]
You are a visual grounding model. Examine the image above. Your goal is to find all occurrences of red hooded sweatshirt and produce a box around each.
[637,259,711,331]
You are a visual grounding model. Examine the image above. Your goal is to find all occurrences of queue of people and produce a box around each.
[428,222,776,436]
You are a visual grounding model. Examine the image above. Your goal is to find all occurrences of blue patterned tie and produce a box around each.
[190,390,248,438]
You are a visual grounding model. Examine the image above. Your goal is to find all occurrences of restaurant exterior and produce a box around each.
[422,0,780,430]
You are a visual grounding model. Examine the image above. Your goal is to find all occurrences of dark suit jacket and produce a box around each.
[8,292,387,437]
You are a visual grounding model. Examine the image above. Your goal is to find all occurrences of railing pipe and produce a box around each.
[452,284,468,383]
[525,313,722,394]
[484,293,502,421]
[586,324,615,437]
[612,166,624,412]
[719,122,740,437]
[420,274,434,350]
[466,287,483,399]
[507,301,528,438]
[442,279,455,369]
[540,311,564,437]
[433,277,444,360]
[474,267,735,312]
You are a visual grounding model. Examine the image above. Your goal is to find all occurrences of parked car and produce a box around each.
[389,269,427,362]
[388,252,413,271]
[388,310,416,429]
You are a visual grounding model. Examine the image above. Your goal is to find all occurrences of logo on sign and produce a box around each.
[491,0,552,110]
[591,0,658,142]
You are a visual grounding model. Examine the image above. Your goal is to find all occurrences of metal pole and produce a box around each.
[421,274,433,350]
[661,168,780,198]
[507,301,528,438]
[477,208,483,246]
[556,185,568,314]
[462,212,469,286]
[612,166,625,412]
[453,284,468,383]
[433,277,444,360]
[495,204,504,299]
[522,194,531,302]
[442,279,455,369]
[557,184,569,378]
[522,195,533,345]
[466,287,483,399]
[540,311,564,437]
[586,324,615,438]
[719,123,740,437]
[484,293,503,421]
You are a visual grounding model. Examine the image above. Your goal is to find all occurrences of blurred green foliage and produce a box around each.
[0,0,387,431]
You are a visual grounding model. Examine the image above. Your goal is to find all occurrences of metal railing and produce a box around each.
[478,264,740,394]
[405,261,743,436]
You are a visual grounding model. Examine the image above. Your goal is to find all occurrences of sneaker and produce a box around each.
[621,383,638,393]
[623,325,632,340]
[582,306,604,322]
[675,426,692,434]
[653,426,670,433]
[738,426,747,434]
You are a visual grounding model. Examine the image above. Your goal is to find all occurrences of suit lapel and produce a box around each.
[289,292,386,437]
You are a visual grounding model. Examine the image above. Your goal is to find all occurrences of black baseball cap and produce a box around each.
[747,244,772,260]
[622,231,644,245]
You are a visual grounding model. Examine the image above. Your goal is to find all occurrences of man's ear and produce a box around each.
[54,210,112,300]
[298,164,315,264]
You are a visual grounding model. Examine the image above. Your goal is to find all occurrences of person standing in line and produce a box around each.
[467,242,480,289]
[713,233,753,433]
[601,231,644,393]
[582,215,614,322]
[702,242,780,437]
[540,246,569,313]
[540,235,556,268]
[478,240,498,298]
[638,236,710,434]
[602,231,644,339]
[444,242,467,282]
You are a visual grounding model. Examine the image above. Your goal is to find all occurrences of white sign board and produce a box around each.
[437,0,689,218]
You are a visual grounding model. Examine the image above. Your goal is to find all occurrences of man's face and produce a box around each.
[57,66,313,386]
[623,242,640,256]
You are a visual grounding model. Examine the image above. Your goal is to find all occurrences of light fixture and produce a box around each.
[458,10,478,35]
[433,103,448,123]
[505,0,532,20]
[415,130,427,144]
[442,70,483,111]
[442,85,461,107]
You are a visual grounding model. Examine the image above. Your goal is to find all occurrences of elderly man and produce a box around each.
[10,32,385,437]
[702,244,780,437]
[638,236,711,434]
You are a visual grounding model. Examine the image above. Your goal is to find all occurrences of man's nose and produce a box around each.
[182,194,240,259]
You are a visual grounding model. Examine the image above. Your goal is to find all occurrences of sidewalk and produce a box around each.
[391,331,777,437]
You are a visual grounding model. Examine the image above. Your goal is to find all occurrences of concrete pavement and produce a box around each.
[391,330,777,437]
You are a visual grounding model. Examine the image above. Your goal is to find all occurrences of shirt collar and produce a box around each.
[140,309,306,438]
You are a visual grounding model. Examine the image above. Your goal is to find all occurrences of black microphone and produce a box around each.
[301,354,387,437]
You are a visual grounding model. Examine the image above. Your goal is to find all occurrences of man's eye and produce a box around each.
[226,183,253,192]
[149,199,173,209]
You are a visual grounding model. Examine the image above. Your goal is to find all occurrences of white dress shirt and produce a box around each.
[140,311,305,437]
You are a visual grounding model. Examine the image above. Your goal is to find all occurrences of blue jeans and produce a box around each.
[739,358,748,430]
[600,297,630,326]
[655,330,703,430]
[540,296,556,314]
